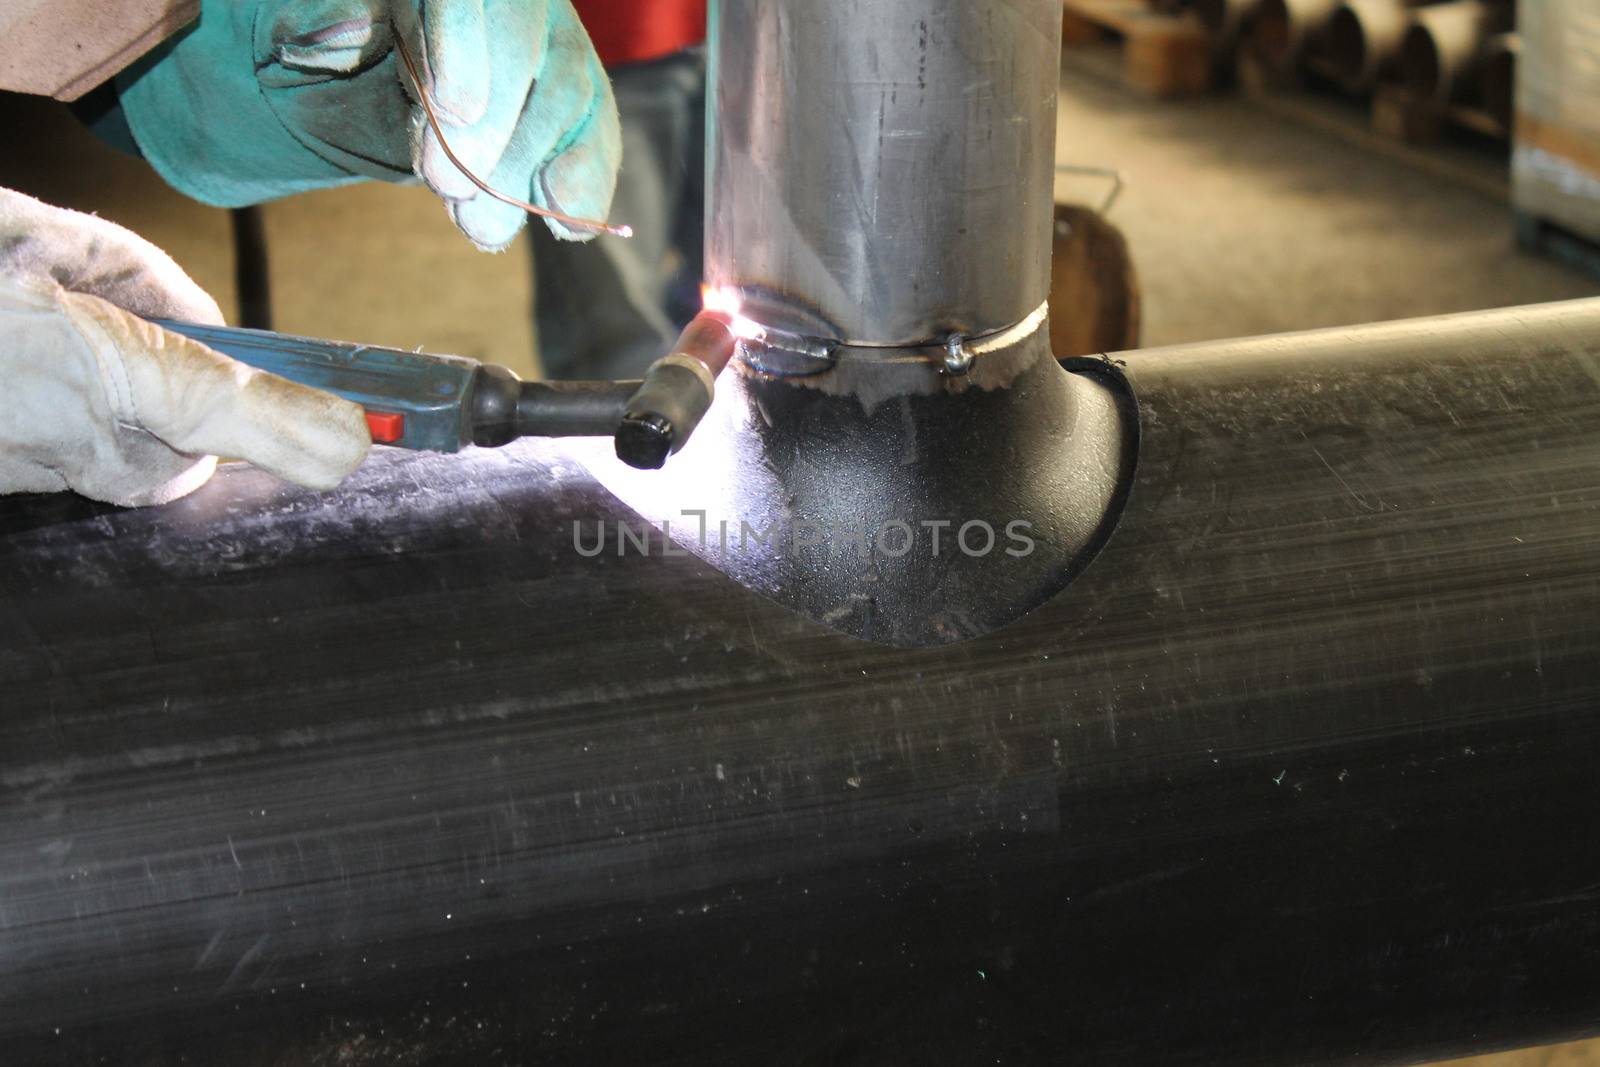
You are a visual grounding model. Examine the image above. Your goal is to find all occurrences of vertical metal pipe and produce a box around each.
[642,0,1136,647]
[705,0,1063,347]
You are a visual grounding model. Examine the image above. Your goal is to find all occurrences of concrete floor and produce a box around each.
[2,51,1598,1067]
[1052,55,1595,347]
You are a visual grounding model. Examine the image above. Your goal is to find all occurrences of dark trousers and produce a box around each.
[530,47,706,380]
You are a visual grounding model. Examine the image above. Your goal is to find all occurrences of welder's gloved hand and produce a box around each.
[0,189,370,508]
[116,0,623,251]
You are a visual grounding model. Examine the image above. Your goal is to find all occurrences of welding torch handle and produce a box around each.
[153,311,739,469]
[153,320,637,454]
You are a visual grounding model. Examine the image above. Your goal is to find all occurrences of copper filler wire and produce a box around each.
[393,34,634,239]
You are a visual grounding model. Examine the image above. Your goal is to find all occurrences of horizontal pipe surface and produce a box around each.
[4,301,1600,1063]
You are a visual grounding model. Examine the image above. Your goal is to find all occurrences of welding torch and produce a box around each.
[154,312,741,472]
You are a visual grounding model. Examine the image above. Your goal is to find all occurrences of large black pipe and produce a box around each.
[5,300,1600,1064]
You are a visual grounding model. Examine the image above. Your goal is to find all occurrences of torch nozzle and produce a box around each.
[615,311,740,471]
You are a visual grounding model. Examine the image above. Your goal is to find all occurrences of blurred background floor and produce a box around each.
[1053,51,1595,346]
[1,39,1597,1065]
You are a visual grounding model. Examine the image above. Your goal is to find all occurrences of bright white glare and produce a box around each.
[701,285,768,343]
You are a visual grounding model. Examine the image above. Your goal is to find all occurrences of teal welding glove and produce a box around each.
[116,0,622,250]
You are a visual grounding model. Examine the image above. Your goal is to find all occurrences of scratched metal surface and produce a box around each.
[706,0,1062,345]
[3,301,1600,1064]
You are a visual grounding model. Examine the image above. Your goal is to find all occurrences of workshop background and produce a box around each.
[1,0,1597,1063]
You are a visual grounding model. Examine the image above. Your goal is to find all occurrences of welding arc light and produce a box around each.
[701,286,768,343]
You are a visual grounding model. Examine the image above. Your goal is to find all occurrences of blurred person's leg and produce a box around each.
[531,48,706,381]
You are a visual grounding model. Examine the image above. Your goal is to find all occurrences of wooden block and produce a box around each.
[1061,0,1216,96]
[1124,19,1214,96]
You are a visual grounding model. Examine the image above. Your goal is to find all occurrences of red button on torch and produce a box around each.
[364,411,406,445]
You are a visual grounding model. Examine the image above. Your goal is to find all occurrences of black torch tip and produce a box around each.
[613,310,739,471]
[615,412,678,471]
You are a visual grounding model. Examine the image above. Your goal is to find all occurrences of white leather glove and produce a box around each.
[0,189,371,508]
